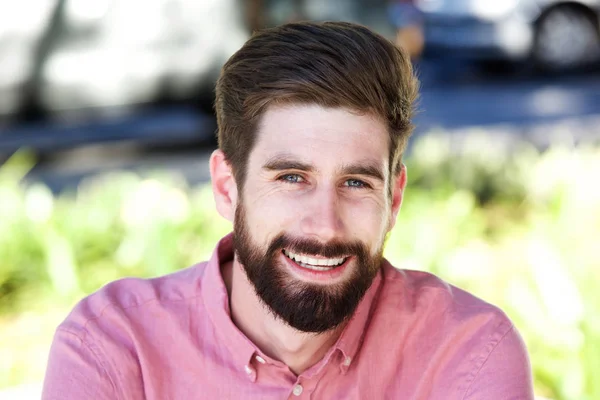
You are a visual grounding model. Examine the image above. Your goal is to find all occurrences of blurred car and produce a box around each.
[0,0,248,154]
[416,0,600,70]
[39,0,247,118]
[0,0,247,123]
[0,0,56,120]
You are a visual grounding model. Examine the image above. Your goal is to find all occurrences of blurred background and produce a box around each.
[1,1,599,399]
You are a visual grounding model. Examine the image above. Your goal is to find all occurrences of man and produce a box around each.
[43,22,534,399]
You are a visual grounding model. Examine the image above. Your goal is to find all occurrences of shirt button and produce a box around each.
[244,365,256,382]
[343,356,352,367]
[292,384,303,396]
[255,355,266,364]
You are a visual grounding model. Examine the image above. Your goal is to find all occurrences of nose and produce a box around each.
[299,184,344,242]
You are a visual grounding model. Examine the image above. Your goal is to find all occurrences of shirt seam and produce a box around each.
[460,324,515,400]
[82,294,204,329]
[80,264,206,328]
[56,327,122,400]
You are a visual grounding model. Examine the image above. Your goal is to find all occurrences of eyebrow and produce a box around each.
[262,154,385,182]
[339,163,385,182]
[262,155,314,172]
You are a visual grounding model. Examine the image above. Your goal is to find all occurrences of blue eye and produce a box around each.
[345,179,367,188]
[279,174,304,184]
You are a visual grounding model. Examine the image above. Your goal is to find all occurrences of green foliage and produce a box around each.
[0,137,598,399]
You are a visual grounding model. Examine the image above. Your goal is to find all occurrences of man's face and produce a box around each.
[231,104,404,333]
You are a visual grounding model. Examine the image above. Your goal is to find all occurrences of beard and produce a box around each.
[233,201,384,333]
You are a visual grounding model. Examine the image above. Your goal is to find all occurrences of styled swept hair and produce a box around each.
[215,21,419,189]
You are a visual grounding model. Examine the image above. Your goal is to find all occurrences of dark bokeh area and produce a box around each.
[1,1,599,399]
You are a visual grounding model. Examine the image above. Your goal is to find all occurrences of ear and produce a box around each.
[210,149,238,222]
[388,164,408,231]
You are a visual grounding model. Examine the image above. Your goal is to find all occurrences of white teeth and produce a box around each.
[306,256,319,265]
[283,249,346,268]
[297,261,333,271]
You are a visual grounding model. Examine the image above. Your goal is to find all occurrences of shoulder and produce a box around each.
[44,262,212,399]
[370,262,533,397]
[373,260,521,363]
[378,261,511,329]
[58,262,209,337]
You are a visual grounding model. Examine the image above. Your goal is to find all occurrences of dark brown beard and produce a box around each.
[233,201,383,333]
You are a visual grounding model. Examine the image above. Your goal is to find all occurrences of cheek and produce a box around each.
[244,195,299,240]
[244,185,390,245]
[347,202,389,236]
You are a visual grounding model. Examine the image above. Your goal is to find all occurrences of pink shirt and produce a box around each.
[43,234,534,399]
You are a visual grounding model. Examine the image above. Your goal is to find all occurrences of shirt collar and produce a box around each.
[332,263,383,374]
[201,233,383,375]
[201,233,259,371]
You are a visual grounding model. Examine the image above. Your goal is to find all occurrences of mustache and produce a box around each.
[267,234,369,259]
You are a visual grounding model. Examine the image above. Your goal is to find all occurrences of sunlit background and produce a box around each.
[1,1,599,399]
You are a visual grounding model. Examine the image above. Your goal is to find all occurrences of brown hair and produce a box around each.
[215,21,419,190]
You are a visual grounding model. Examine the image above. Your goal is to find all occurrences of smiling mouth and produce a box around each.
[282,249,348,271]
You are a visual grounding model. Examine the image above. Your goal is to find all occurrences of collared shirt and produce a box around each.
[43,234,534,399]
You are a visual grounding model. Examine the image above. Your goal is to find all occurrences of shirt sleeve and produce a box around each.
[42,328,118,400]
[463,325,535,400]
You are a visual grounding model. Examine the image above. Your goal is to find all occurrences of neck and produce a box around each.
[222,259,345,375]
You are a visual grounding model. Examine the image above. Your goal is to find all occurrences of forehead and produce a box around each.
[250,104,390,171]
